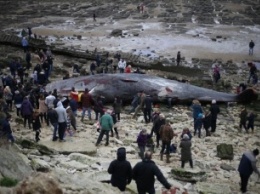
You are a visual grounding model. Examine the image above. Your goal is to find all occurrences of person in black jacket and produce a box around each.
[133,151,178,194]
[151,113,165,148]
[32,110,41,142]
[110,111,119,139]
[209,99,220,133]
[108,147,132,192]
[1,114,15,143]
[47,104,59,141]
[143,95,153,123]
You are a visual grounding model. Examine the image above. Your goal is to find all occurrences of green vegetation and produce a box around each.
[0,177,18,187]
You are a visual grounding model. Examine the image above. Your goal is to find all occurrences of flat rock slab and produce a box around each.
[196,182,232,194]
[40,139,97,155]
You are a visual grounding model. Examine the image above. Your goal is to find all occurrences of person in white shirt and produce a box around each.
[55,101,68,142]
[118,59,126,73]
[45,92,56,109]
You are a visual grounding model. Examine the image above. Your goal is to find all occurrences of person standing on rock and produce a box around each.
[110,110,119,139]
[239,107,248,132]
[1,114,15,143]
[93,12,96,22]
[133,151,179,194]
[176,51,181,66]
[191,99,203,131]
[118,59,126,73]
[113,96,122,121]
[133,91,146,119]
[209,99,220,133]
[81,88,93,121]
[108,147,132,192]
[95,109,113,146]
[180,134,193,168]
[194,113,203,138]
[21,37,29,53]
[151,113,165,148]
[159,120,176,163]
[247,111,257,133]
[55,101,67,142]
[32,110,41,142]
[249,40,255,55]
[47,104,59,141]
[238,148,260,193]
[137,129,149,159]
[143,94,153,123]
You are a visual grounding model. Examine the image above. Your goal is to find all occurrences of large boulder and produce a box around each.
[14,172,63,194]
[170,168,207,183]
[216,143,234,160]
[196,182,232,194]
[110,29,123,37]
[0,146,33,181]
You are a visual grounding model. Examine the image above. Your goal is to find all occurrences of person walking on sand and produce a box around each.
[249,40,255,55]
[238,149,260,193]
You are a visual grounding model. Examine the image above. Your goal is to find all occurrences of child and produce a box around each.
[247,111,257,133]
[180,128,192,140]
[32,110,41,142]
[137,129,148,159]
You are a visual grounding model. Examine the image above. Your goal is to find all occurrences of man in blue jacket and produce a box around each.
[238,149,260,193]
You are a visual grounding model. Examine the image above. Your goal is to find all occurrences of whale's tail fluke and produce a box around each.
[236,88,258,103]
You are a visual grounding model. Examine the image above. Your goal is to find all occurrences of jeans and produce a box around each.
[82,107,91,120]
[160,141,170,155]
[58,122,66,140]
[96,130,109,145]
[51,122,58,140]
[119,68,124,73]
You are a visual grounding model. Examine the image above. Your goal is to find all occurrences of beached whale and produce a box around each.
[45,73,258,103]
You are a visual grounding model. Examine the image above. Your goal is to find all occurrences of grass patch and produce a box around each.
[0,177,18,187]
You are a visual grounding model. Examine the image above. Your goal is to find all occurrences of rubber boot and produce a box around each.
[166,154,170,163]
[160,153,163,161]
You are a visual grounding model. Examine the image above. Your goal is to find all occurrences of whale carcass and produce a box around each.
[45,73,258,103]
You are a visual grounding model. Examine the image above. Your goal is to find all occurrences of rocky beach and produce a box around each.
[0,0,260,194]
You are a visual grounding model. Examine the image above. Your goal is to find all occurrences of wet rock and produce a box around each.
[110,29,122,37]
[170,167,207,183]
[31,158,51,172]
[216,143,234,160]
[220,163,236,171]
[14,172,63,194]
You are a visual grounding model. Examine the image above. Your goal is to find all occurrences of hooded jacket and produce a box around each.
[55,101,67,123]
[21,99,33,116]
[133,159,171,191]
[108,147,132,191]
[238,151,260,177]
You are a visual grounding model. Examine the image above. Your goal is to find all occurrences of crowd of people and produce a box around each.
[0,30,259,194]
